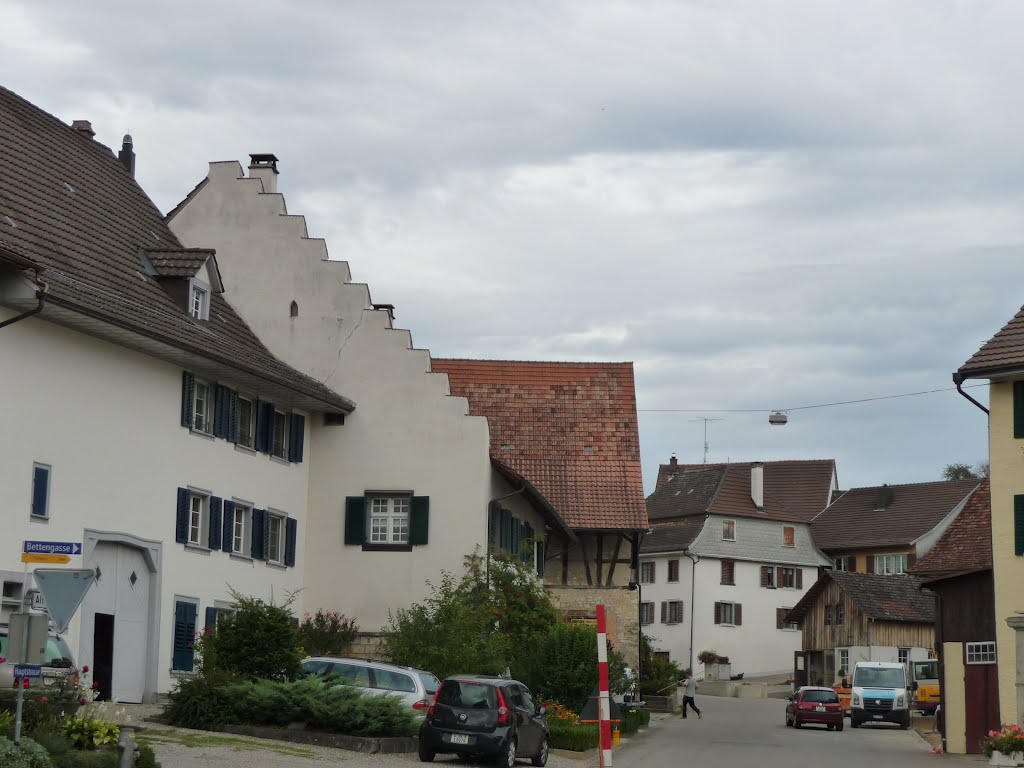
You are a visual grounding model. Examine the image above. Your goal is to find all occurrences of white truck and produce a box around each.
[849,661,911,729]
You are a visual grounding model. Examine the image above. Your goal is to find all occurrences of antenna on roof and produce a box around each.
[689,417,724,464]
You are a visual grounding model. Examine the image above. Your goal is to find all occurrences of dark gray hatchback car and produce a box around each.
[418,675,549,766]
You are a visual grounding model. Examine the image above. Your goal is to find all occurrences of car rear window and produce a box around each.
[419,672,440,695]
[802,690,839,703]
[375,668,416,693]
[437,680,499,709]
[302,660,333,677]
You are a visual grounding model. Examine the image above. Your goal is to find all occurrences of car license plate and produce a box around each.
[450,734,469,745]
[873,714,883,720]
[815,706,825,712]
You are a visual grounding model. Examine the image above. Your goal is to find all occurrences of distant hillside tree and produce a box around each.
[942,462,989,481]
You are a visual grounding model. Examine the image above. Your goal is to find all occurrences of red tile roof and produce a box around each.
[910,479,991,576]
[959,304,1024,377]
[431,359,648,531]
[656,459,836,522]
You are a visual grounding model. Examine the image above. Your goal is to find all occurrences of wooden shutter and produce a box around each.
[714,602,722,624]
[1014,495,1024,556]
[221,501,235,553]
[344,496,367,545]
[866,555,875,574]
[205,607,218,631]
[777,608,785,629]
[796,568,803,589]
[288,414,305,463]
[409,496,430,545]
[251,508,267,560]
[172,601,197,671]
[208,496,223,550]
[180,372,194,428]
[735,604,743,626]
[1015,381,1024,438]
[285,518,298,567]
[776,566,784,587]
[175,487,189,544]
[907,552,916,569]
[31,465,49,518]
[760,566,771,588]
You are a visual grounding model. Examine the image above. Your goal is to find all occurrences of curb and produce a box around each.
[220,724,418,753]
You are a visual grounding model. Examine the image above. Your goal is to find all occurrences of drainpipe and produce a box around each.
[684,550,700,675]
[0,267,48,330]
[867,618,874,661]
[486,485,527,589]
[953,372,989,415]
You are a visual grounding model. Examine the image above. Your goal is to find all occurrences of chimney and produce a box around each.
[71,120,95,139]
[118,134,136,177]
[873,485,894,511]
[669,454,678,467]
[248,153,279,193]
[751,462,764,511]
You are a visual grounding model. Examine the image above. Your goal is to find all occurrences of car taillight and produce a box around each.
[427,688,440,717]
[496,688,509,725]
[413,699,430,710]
[0,657,5,664]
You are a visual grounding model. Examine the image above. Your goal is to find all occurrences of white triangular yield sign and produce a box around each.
[33,569,95,633]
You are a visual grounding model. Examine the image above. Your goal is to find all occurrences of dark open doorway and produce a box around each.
[92,613,114,702]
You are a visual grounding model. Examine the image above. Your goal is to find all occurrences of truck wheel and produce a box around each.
[900,713,910,730]
[850,716,860,729]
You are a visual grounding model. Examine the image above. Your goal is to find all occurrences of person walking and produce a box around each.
[680,674,702,719]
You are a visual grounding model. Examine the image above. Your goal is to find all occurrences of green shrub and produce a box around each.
[548,723,599,752]
[136,742,160,768]
[62,716,119,750]
[619,707,649,734]
[0,680,83,733]
[0,735,53,768]
[50,750,117,768]
[199,588,302,681]
[162,671,241,730]
[297,610,358,657]
[33,731,73,757]
[638,634,683,697]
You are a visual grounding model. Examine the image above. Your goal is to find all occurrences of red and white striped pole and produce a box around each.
[597,604,613,768]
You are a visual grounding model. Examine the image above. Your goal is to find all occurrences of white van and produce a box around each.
[850,661,910,729]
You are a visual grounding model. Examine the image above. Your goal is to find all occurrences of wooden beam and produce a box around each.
[596,535,604,585]
[606,535,623,586]
[561,537,569,586]
[581,535,593,586]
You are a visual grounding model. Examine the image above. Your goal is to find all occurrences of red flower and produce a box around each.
[40,696,48,702]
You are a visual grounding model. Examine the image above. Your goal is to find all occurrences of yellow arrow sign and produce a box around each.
[21,553,71,564]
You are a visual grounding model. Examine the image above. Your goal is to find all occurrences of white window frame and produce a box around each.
[966,641,997,664]
[266,511,286,564]
[368,496,410,545]
[192,378,213,434]
[898,647,910,667]
[782,607,799,631]
[838,648,850,673]
[835,556,851,572]
[187,491,209,547]
[875,554,909,575]
[188,278,210,321]
[236,395,256,449]
[640,561,655,585]
[763,566,777,589]
[720,601,737,626]
[271,409,289,460]
[722,519,736,541]
[231,502,252,556]
[667,600,684,624]
[780,566,797,589]
[835,603,845,626]
[640,601,655,626]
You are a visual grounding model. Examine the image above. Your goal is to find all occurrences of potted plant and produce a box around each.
[983,724,1024,766]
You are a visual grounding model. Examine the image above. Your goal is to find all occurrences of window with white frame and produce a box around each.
[898,647,909,666]
[640,602,654,626]
[838,648,850,674]
[835,556,851,572]
[231,503,252,555]
[272,410,289,459]
[966,641,997,664]
[237,396,256,448]
[189,280,210,320]
[875,554,909,575]
[835,603,845,625]
[640,561,655,584]
[667,601,684,624]
[761,565,776,588]
[780,566,797,589]
[266,512,285,563]
[369,496,410,545]
[722,519,736,541]
[188,492,208,546]
[782,608,799,631]
[192,379,212,433]
[720,602,737,625]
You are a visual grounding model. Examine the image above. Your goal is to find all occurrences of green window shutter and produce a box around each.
[410,496,430,545]
[1015,382,1024,439]
[344,496,367,545]
[488,503,502,550]
[536,539,545,578]
[523,523,534,564]
[1015,495,1024,556]
[500,509,512,551]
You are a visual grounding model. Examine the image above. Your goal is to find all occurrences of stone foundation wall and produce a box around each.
[348,632,391,660]
[547,584,639,666]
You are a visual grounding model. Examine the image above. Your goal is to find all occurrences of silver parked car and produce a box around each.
[301,656,440,715]
[0,623,79,690]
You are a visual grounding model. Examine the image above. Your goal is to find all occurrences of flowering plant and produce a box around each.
[982,723,1024,757]
[297,609,359,657]
[539,700,579,724]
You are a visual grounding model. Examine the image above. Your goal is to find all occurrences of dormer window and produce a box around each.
[189,281,210,320]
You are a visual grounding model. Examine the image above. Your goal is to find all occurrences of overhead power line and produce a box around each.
[636,382,990,414]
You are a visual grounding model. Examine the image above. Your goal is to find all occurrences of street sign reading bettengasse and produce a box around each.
[23,541,82,556]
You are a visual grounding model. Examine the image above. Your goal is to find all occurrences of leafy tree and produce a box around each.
[297,609,359,657]
[942,462,989,481]
[200,587,302,681]
[638,633,683,696]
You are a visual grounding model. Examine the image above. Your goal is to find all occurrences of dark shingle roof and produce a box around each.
[910,479,991,577]
[142,248,217,280]
[431,359,648,531]
[0,86,353,414]
[641,518,707,554]
[810,479,980,551]
[787,571,935,624]
[646,467,725,521]
[959,304,1024,377]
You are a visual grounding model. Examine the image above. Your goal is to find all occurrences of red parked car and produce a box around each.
[786,686,844,731]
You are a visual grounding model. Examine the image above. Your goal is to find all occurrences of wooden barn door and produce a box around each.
[964,647,1000,754]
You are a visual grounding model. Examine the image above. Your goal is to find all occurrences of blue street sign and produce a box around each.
[13,665,41,679]
[23,541,82,556]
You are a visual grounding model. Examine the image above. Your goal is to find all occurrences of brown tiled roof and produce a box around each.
[641,518,707,555]
[910,479,991,577]
[810,479,980,552]
[787,571,935,624]
[654,460,835,523]
[142,248,216,280]
[959,305,1024,377]
[0,85,353,413]
[431,359,648,531]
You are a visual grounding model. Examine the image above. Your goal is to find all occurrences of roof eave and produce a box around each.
[490,458,577,542]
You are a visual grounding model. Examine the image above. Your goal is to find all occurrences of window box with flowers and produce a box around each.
[984,724,1024,765]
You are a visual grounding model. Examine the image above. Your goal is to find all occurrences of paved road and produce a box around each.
[614,697,982,768]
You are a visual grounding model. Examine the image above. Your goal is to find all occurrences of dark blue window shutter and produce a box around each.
[181,372,194,428]
[175,488,189,544]
[252,509,267,560]
[410,496,429,546]
[1015,382,1024,439]
[285,518,298,567]
[228,391,240,443]
[222,501,235,553]
[344,497,367,545]
[1015,495,1024,556]
[255,402,274,453]
[205,607,217,630]
[172,601,197,671]
[31,465,49,518]
[208,496,223,550]
[288,414,305,463]
[213,386,229,439]
[488,503,501,549]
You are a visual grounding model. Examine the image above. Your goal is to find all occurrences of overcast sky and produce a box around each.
[4,0,1018,493]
